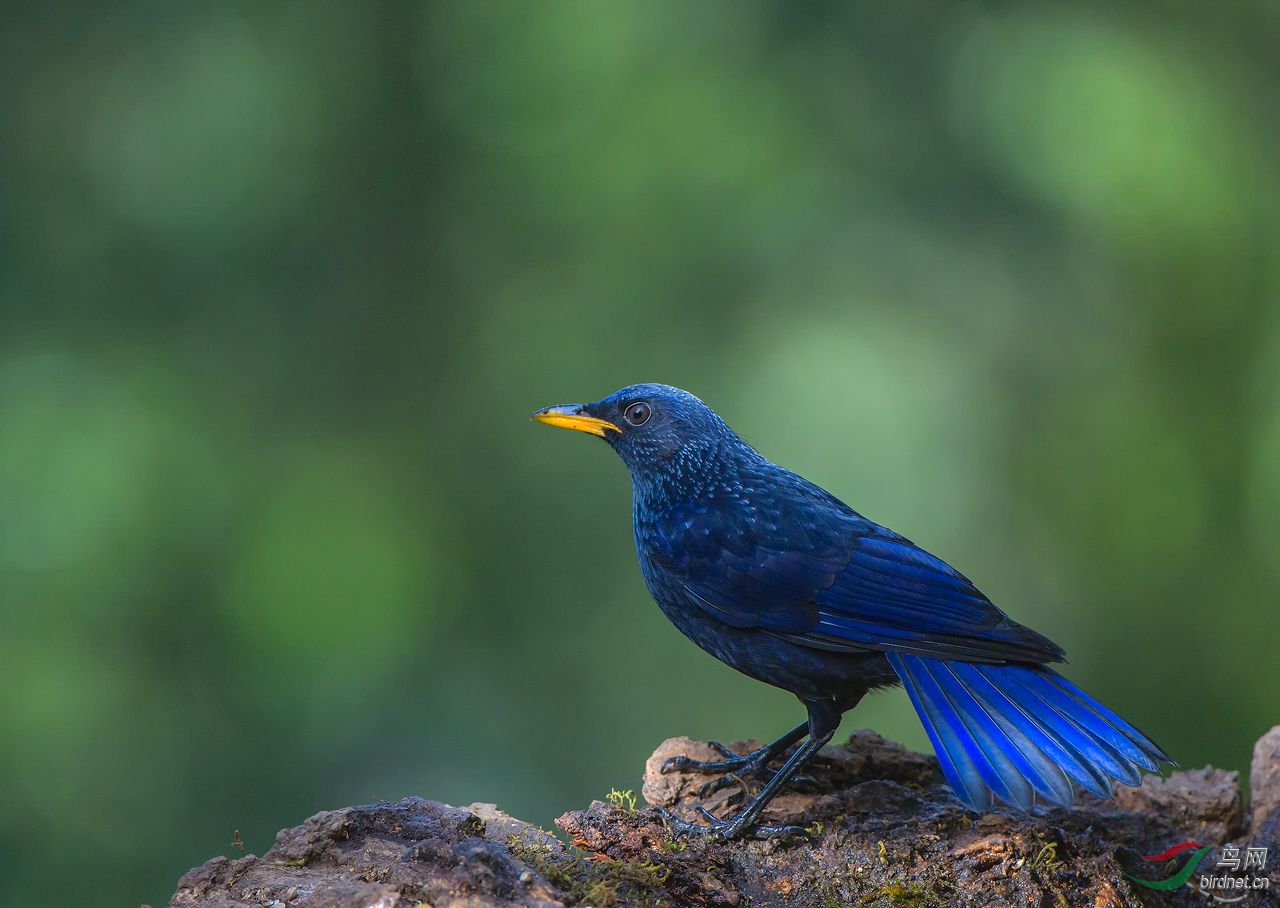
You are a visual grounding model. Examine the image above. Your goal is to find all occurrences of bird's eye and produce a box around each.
[623,401,652,426]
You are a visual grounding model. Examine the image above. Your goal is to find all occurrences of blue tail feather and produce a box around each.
[887,653,1170,812]
[1036,668,1169,770]
[918,658,1037,809]
[931,660,1075,808]
[912,658,1025,807]
[977,660,1141,783]
[892,654,993,811]
[949,661,1112,799]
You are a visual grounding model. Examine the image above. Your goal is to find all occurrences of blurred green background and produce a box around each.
[2,2,1277,904]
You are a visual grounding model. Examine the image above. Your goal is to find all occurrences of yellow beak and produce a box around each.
[531,404,621,438]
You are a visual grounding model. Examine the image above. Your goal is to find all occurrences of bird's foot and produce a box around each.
[660,738,760,775]
[660,741,818,798]
[654,805,809,843]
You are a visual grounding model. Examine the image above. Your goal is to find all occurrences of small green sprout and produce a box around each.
[605,788,638,811]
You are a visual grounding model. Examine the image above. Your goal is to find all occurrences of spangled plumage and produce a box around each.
[640,470,1063,663]
[534,383,1171,838]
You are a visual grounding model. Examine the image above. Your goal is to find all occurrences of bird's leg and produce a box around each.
[657,699,842,842]
[660,721,816,798]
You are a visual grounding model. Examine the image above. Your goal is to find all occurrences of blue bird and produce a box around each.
[533,384,1171,840]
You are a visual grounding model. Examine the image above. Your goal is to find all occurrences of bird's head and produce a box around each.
[532,383,746,485]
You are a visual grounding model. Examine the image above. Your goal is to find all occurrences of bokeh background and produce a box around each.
[2,2,1278,904]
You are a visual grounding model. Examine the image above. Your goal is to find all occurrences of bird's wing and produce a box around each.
[650,490,1064,664]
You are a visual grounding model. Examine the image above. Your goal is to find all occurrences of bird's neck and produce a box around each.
[630,437,761,514]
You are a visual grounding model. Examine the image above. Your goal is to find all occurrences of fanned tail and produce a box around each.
[886,652,1172,811]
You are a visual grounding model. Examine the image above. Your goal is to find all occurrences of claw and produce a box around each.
[697,774,746,799]
[661,755,693,774]
[751,822,812,842]
[694,804,719,823]
[659,742,776,780]
[661,745,754,777]
[654,805,810,843]
[706,740,741,760]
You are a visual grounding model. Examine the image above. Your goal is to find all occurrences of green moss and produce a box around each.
[507,836,669,907]
[858,880,956,907]
[1029,842,1060,869]
[864,882,928,906]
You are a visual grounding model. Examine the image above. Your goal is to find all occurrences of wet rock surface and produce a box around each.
[170,727,1280,907]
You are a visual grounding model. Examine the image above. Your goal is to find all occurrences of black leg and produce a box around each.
[658,698,844,842]
[660,720,810,797]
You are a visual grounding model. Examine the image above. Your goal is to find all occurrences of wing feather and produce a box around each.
[648,482,1063,664]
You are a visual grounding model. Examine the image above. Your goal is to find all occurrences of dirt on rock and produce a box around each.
[170,727,1280,907]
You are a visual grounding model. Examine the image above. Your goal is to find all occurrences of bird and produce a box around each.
[532,383,1171,841]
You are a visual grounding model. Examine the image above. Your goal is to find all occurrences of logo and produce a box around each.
[1128,841,1215,891]
[1128,840,1271,902]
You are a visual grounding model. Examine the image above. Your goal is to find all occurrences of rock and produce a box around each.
[1251,725,1280,846]
[170,727,1280,907]
[1112,765,1244,844]
[170,799,568,908]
